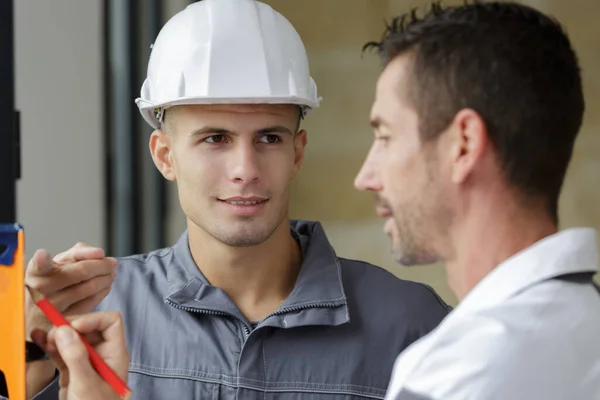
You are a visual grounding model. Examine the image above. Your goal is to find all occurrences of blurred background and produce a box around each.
[11,0,599,306]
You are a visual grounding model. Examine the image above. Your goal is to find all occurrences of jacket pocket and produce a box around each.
[127,367,221,400]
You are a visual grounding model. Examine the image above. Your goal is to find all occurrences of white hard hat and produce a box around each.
[135,0,322,129]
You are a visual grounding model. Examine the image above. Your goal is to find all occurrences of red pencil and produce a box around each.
[27,285,132,400]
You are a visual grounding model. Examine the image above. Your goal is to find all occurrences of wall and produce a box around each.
[15,0,105,257]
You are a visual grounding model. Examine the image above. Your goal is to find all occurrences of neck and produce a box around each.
[187,218,302,321]
[446,191,557,301]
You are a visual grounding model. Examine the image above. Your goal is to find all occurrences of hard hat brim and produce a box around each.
[135,95,321,130]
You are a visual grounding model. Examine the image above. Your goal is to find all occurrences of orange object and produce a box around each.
[0,223,26,400]
[26,286,132,400]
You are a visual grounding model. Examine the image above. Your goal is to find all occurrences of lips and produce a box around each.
[374,195,393,218]
[376,207,392,218]
[217,196,269,216]
[374,197,394,235]
[219,196,268,205]
[223,199,266,205]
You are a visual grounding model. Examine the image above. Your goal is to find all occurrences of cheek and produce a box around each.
[174,147,219,187]
[380,142,422,200]
[260,151,295,187]
[381,143,411,182]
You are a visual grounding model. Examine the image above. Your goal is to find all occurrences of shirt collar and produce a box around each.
[455,228,599,315]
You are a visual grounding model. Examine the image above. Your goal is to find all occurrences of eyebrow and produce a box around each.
[190,127,230,137]
[190,125,294,137]
[257,125,294,135]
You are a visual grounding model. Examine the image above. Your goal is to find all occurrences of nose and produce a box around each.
[228,141,260,184]
[354,145,382,192]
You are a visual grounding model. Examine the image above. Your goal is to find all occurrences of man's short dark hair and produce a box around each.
[364,1,584,224]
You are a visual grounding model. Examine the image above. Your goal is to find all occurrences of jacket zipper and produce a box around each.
[165,299,232,317]
[166,298,344,333]
[255,300,344,327]
[272,300,342,315]
[165,298,250,345]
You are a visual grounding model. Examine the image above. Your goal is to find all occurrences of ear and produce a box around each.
[292,129,308,176]
[149,130,176,181]
[448,109,489,184]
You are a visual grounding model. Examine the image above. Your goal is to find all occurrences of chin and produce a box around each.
[391,244,440,266]
[396,254,440,267]
[393,252,419,267]
[212,225,277,247]
[195,210,287,247]
[222,236,268,247]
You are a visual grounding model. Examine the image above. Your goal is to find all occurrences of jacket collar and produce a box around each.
[165,220,349,328]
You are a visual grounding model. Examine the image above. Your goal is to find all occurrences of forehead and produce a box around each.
[371,54,414,120]
[165,103,300,136]
[177,104,298,121]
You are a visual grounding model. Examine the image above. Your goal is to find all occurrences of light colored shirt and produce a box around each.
[386,228,600,400]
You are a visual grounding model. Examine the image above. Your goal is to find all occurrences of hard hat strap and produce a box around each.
[154,107,165,124]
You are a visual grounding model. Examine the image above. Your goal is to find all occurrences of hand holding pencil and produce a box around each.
[29,306,132,400]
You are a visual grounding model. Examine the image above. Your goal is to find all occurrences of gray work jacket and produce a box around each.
[34,220,450,399]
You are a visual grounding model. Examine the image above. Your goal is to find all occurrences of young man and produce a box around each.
[356,2,600,399]
[25,1,450,399]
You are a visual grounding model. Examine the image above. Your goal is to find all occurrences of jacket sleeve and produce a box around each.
[30,373,59,400]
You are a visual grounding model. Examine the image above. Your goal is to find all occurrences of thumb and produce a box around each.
[55,326,100,384]
[29,249,55,275]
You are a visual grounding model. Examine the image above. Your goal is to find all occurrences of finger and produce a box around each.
[54,326,100,383]
[73,311,130,380]
[63,287,112,316]
[25,249,59,278]
[50,313,129,382]
[46,317,104,346]
[30,329,49,350]
[46,327,58,351]
[29,258,117,295]
[26,258,115,299]
[58,366,70,392]
[27,300,64,337]
[43,330,70,392]
[70,311,124,338]
[71,311,129,378]
[47,275,114,311]
[80,331,104,346]
[60,258,118,285]
[54,243,106,265]
[34,329,68,379]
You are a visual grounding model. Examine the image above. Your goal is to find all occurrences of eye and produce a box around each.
[258,134,281,144]
[204,135,227,144]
